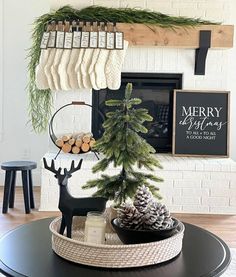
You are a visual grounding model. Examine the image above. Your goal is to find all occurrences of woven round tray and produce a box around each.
[49,217,185,268]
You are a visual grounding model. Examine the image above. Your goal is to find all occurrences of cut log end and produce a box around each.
[89,139,96,148]
[82,133,93,143]
[68,138,75,145]
[81,143,90,152]
[72,146,80,154]
[55,138,64,147]
[55,132,95,154]
[75,138,82,147]
[62,134,72,142]
[62,143,72,153]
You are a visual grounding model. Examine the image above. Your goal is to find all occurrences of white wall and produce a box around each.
[0,1,3,142]
[0,0,50,184]
[228,0,236,162]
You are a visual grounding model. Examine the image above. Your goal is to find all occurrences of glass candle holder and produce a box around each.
[84,211,106,244]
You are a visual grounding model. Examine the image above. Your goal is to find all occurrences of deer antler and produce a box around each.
[43,158,62,175]
[68,159,83,174]
[44,158,82,177]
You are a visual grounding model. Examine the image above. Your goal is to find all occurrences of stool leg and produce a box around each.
[2,171,13,213]
[21,170,30,214]
[9,171,16,208]
[28,170,35,209]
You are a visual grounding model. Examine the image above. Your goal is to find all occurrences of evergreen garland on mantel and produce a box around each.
[28,5,219,132]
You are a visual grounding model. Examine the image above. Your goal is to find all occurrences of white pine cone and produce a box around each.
[118,186,174,231]
[118,203,144,229]
[144,200,173,230]
[134,185,152,213]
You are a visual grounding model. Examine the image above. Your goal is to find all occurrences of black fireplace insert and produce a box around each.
[92,73,182,153]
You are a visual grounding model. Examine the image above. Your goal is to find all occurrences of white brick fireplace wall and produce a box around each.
[41,153,236,214]
[40,0,236,214]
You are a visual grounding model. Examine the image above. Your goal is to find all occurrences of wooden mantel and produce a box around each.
[116,24,234,49]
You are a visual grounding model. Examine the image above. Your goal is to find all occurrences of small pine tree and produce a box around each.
[82,83,163,206]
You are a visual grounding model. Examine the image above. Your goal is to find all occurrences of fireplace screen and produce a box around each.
[92,73,182,153]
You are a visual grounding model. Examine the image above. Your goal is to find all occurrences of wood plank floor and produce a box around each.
[0,187,235,247]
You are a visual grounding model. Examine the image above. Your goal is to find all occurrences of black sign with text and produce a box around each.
[173,90,230,156]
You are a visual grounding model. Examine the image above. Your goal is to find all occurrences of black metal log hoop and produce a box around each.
[49,101,105,159]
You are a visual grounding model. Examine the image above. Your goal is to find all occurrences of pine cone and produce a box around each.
[133,185,152,213]
[144,202,173,230]
[118,203,143,230]
[117,186,174,232]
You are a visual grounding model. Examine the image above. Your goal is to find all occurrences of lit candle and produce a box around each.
[84,212,106,244]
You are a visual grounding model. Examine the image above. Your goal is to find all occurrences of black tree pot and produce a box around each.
[111,217,180,244]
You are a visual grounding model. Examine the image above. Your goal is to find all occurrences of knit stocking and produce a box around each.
[58,49,71,91]
[88,49,100,90]
[67,49,80,90]
[80,49,94,89]
[94,49,110,89]
[44,48,57,91]
[51,49,64,91]
[105,40,129,90]
[35,49,50,89]
[74,49,85,89]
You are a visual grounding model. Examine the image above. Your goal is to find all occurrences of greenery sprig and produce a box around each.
[28,5,219,132]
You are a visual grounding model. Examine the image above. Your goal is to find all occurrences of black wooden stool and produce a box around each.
[1,161,37,214]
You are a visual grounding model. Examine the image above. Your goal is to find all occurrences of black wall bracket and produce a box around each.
[194,30,211,75]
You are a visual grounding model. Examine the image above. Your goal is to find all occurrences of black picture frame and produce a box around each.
[172,90,230,157]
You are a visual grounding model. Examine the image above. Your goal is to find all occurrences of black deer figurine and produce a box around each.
[43,158,107,238]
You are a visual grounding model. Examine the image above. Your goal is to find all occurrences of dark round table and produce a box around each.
[0,218,231,277]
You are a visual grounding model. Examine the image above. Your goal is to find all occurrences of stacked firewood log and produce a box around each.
[55,132,96,154]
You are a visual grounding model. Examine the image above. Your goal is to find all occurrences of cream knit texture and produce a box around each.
[35,49,50,90]
[75,49,85,89]
[88,49,100,90]
[67,49,80,90]
[80,49,94,89]
[94,49,110,89]
[105,40,129,90]
[51,49,64,91]
[44,48,57,91]
[58,49,71,90]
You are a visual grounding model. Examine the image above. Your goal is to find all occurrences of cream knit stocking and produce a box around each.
[51,49,64,91]
[44,48,57,91]
[58,49,71,91]
[67,49,80,90]
[75,49,85,89]
[88,49,101,90]
[94,49,110,89]
[80,49,94,89]
[105,40,129,90]
[35,49,50,89]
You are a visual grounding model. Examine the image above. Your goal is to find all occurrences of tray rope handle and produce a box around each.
[49,101,105,160]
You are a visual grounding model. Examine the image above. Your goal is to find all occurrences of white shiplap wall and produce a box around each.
[0,1,3,142]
